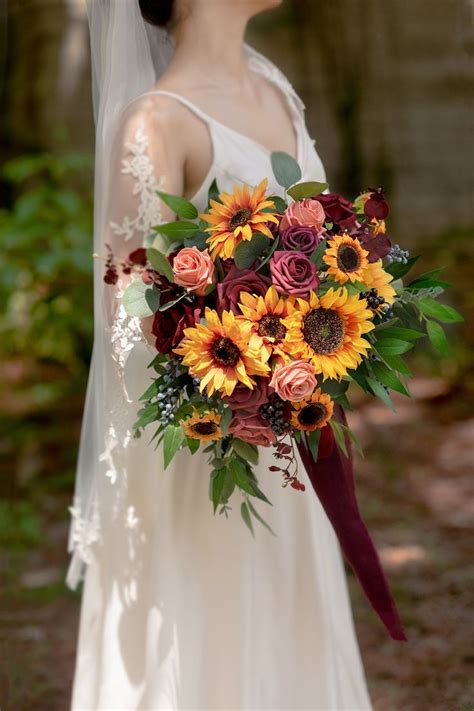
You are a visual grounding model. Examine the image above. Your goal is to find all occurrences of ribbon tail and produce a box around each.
[297,407,407,641]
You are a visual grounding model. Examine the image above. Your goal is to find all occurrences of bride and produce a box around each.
[69,1,372,708]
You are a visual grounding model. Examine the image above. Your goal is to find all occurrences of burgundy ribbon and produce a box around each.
[297,406,406,641]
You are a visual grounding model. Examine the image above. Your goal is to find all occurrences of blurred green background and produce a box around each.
[0,1,472,709]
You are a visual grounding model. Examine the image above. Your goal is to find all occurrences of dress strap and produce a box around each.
[139,90,215,125]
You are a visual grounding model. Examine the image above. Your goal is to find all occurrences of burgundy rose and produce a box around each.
[225,377,271,412]
[270,250,320,298]
[280,225,323,256]
[152,297,204,354]
[364,187,389,220]
[217,265,271,314]
[316,193,357,232]
[229,412,276,447]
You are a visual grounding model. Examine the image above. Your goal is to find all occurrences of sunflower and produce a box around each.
[282,288,374,380]
[323,233,369,284]
[174,308,270,397]
[200,178,279,260]
[362,260,396,310]
[182,410,222,441]
[290,389,334,431]
[237,286,291,358]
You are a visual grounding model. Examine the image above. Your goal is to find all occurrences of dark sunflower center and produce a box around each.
[303,308,345,355]
[229,208,252,229]
[212,337,241,367]
[192,422,218,436]
[337,244,361,273]
[258,314,287,343]
[298,403,327,426]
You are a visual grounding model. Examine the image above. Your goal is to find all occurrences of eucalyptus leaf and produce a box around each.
[270,151,302,189]
[122,278,160,317]
[147,248,174,282]
[234,233,270,270]
[286,181,328,201]
[156,190,198,219]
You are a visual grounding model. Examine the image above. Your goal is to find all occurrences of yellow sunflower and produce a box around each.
[237,286,291,358]
[174,308,270,397]
[200,178,279,260]
[323,234,369,284]
[362,260,396,311]
[282,288,374,380]
[290,389,334,431]
[182,410,222,441]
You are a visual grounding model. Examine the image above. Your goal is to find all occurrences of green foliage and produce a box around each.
[122,278,161,317]
[270,150,302,189]
[286,180,327,201]
[146,247,174,282]
[234,233,270,270]
[156,190,198,220]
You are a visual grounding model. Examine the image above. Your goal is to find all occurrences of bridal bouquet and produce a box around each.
[105,152,461,639]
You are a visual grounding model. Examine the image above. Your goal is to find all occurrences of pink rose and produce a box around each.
[270,361,317,402]
[217,265,271,314]
[270,250,320,297]
[172,247,214,296]
[280,198,326,232]
[229,412,276,447]
[225,377,271,412]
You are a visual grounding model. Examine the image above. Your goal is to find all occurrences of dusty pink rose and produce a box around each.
[270,361,317,402]
[229,412,276,447]
[270,250,320,297]
[172,247,214,295]
[280,198,326,232]
[225,377,271,412]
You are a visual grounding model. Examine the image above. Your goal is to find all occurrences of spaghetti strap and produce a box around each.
[139,90,215,125]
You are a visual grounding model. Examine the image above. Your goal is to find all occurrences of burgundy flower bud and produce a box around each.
[364,188,389,220]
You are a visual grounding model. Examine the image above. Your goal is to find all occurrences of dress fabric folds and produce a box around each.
[71,60,372,710]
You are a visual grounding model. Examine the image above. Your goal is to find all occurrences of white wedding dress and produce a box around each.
[70,51,372,711]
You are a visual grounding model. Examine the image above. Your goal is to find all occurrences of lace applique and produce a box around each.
[110,286,144,371]
[110,125,164,242]
[68,498,101,565]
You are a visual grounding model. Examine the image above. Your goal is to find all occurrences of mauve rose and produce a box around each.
[270,250,319,297]
[280,225,322,256]
[280,198,326,232]
[172,247,214,296]
[152,297,203,354]
[225,377,271,412]
[316,193,357,231]
[217,266,271,314]
[270,361,317,402]
[229,412,276,447]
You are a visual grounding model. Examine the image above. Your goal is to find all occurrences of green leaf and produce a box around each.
[147,248,174,282]
[220,407,232,435]
[286,181,328,201]
[426,319,449,355]
[232,438,259,465]
[268,195,288,213]
[247,500,276,536]
[183,231,210,251]
[329,420,349,458]
[370,360,410,396]
[163,424,183,469]
[320,379,349,399]
[122,278,160,317]
[256,235,280,272]
[207,178,220,204]
[378,353,411,376]
[211,468,227,513]
[375,326,424,342]
[133,403,160,429]
[366,377,396,411]
[307,429,321,461]
[153,220,199,240]
[156,190,198,219]
[418,297,464,324]
[234,233,270,270]
[230,459,256,496]
[346,427,364,458]
[348,368,371,393]
[385,255,419,279]
[186,437,200,454]
[139,380,161,401]
[270,151,302,189]
[240,501,254,535]
[309,238,328,266]
[158,292,188,312]
[375,338,414,356]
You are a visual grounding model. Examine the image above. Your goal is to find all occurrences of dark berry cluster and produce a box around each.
[386,244,410,265]
[260,395,290,437]
[359,287,385,310]
[156,359,186,425]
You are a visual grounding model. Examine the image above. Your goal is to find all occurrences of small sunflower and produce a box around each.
[291,389,334,431]
[200,178,279,260]
[282,288,374,380]
[174,308,270,397]
[323,233,369,284]
[237,286,291,358]
[362,260,396,310]
[182,410,222,441]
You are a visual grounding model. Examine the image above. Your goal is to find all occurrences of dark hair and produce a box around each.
[139,0,174,27]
